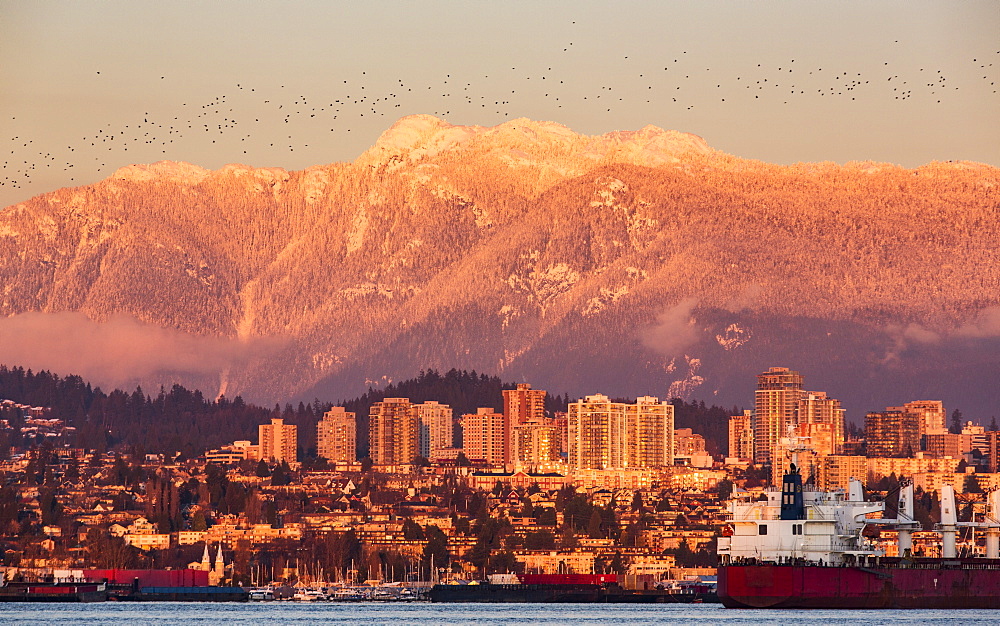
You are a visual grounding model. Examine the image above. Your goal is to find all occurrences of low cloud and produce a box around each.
[882,322,941,363]
[0,311,285,392]
[954,306,1000,339]
[883,306,1000,363]
[640,298,701,357]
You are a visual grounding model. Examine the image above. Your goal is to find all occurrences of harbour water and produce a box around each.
[2,603,1000,625]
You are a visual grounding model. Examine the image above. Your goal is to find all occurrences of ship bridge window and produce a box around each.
[792,524,803,535]
[758,524,768,535]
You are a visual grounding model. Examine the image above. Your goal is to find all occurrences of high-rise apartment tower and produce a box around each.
[503,383,547,463]
[567,394,673,469]
[753,367,805,464]
[415,401,453,459]
[317,407,357,463]
[369,398,418,466]
[259,417,298,463]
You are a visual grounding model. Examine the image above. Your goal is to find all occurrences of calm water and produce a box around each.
[2,603,1000,625]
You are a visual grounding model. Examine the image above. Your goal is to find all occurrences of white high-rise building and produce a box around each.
[753,367,805,464]
[567,394,673,469]
[416,400,453,459]
[729,410,754,461]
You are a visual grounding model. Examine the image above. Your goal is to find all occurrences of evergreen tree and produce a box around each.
[716,478,734,501]
[631,491,643,512]
[524,530,556,550]
[951,409,964,434]
[255,460,271,477]
[559,524,579,549]
[488,551,522,574]
[964,474,983,494]
[402,518,425,541]
[535,508,557,526]
[587,509,604,539]
[422,525,450,576]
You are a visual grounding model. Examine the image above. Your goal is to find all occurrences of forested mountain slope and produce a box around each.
[2,115,997,418]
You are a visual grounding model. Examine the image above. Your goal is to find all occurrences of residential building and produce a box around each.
[466,470,567,492]
[798,391,845,455]
[259,418,297,463]
[818,455,867,492]
[369,398,418,466]
[512,419,560,466]
[675,428,707,456]
[753,367,805,464]
[567,394,673,470]
[961,421,989,458]
[568,468,664,491]
[124,533,171,551]
[317,407,357,463]
[867,456,961,481]
[865,407,920,458]
[728,410,754,462]
[503,383,547,463]
[675,428,712,468]
[904,400,947,438]
[771,438,822,486]
[415,401,453,459]
[923,433,962,460]
[206,440,258,464]
[989,432,1000,473]
[461,407,507,466]
[910,471,1000,495]
[428,446,464,463]
[553,412,568,457]
[626,396,675,468]
[751,368,846,466]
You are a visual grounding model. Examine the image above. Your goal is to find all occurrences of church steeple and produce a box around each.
[201,544,211,571]
[214,545,225,579]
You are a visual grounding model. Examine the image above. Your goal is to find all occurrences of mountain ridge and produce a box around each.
[1,115,998,418]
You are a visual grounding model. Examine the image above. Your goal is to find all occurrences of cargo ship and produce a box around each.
[717,460,1000,609]
[428,573,717,603]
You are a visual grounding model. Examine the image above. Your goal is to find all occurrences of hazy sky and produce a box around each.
[2,1,997,208]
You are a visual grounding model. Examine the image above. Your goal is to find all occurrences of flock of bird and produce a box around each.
[2,38,997,200]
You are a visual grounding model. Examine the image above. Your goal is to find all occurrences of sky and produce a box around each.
[1,1,997,208]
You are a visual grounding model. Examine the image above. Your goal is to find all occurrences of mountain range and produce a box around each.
[1,114,998,422]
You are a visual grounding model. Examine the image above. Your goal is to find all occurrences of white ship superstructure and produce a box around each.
[718,465,884,565]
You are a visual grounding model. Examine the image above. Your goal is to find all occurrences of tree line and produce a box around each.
[0,364,735,460]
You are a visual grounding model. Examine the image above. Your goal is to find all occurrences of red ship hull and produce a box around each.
[719,560,1000,609]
